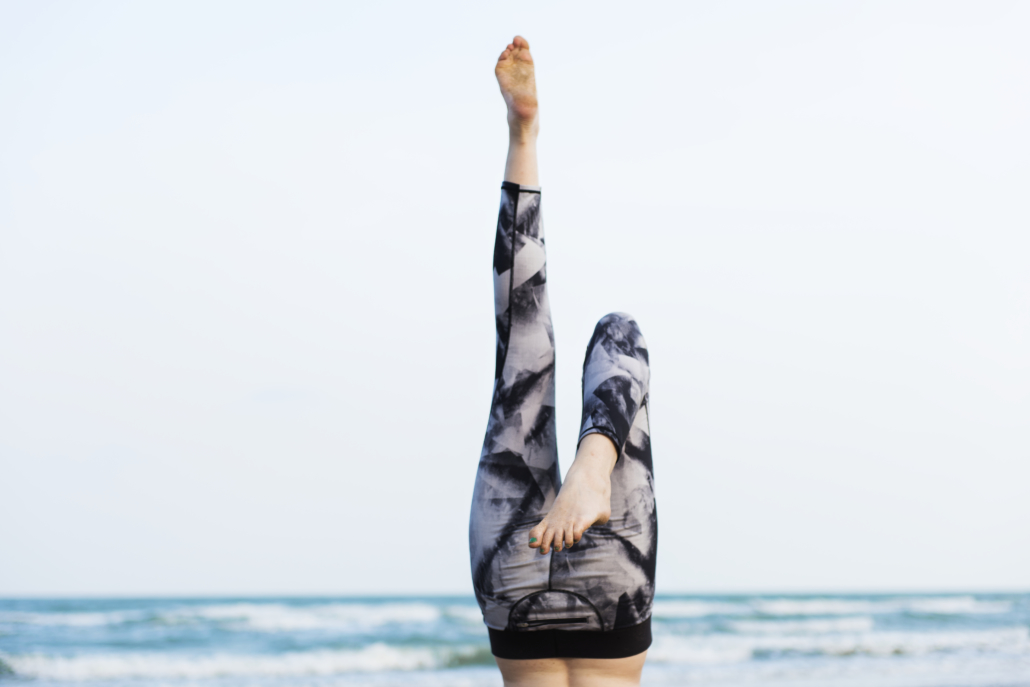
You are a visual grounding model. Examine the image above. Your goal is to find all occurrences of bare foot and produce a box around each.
[529,433,618,554]
[495,35,538,140]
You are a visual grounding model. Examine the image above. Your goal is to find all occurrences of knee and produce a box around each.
[597,311,637,330]
[590,312,649,364]
[596,312,646,343]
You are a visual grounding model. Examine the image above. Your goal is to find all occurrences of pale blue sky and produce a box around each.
[1,1,1028,595]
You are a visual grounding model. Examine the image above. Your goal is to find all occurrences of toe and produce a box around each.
[539,527,555,555]
[528,521,545,548]
[553,528,564,552]
[513,35,529,49]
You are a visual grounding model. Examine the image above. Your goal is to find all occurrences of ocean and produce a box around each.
[1,594,1027,687]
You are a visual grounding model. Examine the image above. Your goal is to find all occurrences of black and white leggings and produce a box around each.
[469,182,657,660]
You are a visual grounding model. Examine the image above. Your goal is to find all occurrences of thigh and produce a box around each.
[495,657,568,687]
[568,655,646,683]
[567,651,648,687]
[495,652,647,687]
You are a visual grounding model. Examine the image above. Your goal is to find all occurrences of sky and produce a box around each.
[1,0,1028,596]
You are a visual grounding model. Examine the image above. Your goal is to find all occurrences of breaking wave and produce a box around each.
[1,644,490,680]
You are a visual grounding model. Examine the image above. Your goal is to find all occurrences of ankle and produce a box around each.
[572,434,619,477]
[568,452,613,486]
[508,119,539,145]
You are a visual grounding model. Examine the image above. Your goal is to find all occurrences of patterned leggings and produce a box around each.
[469,182,657,660]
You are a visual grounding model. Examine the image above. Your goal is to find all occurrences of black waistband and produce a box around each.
[488,617,651,660]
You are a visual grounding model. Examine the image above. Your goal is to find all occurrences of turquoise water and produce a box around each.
[1,594,1028,686]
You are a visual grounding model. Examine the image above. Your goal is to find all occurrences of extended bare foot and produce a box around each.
[495,35,538,141]
[529,433,618,554]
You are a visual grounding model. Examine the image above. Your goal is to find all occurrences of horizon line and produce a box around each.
[2,588,1027,600]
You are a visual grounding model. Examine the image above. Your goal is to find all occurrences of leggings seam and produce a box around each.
[498,186,518,382]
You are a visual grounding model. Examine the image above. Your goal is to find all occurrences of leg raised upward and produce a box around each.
[497,36,539,186]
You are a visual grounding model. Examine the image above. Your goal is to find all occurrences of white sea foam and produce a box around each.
[903,596,1012,615]
[1,644,483,680]
[728,616,876,635]
[750,596,1012,617]
[163,602,444,632]
[0,596,1011,633]
[641,653,1030,687]
[443,605,486,624]
[652,600,752,618]
[647,627,1030,665]
[751,599,877,616]
[0,603,453,633]
[0,610,143,627]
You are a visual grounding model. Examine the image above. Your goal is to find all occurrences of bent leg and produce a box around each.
[546,313,657,632]
[582,313,657,626]
[579,313,652,459]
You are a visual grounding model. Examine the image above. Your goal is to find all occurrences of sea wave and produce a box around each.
[727,616,876,634]
[750,596,1012,617]
[171,602,445,632]
[902,596,1013,615]
[648,627,1030,664]
[0,610,145,627]
[4,627,1025,680]
[652,600,752,618]
[0,596,1012,632]
[650,596,1014,621]
[443,605,487,624]
[0,603,458,633]
[0,644,488,680]
[640,654,1030,687]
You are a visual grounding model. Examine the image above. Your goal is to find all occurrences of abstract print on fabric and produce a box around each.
[469,182,657,658]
